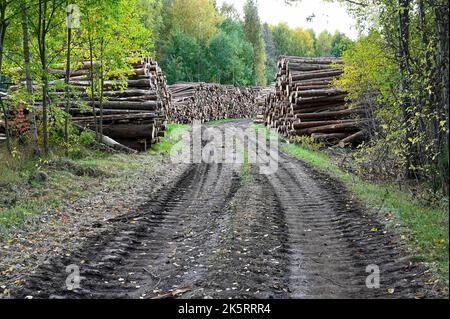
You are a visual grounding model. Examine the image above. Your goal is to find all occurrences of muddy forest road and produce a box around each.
[13,121,429,299]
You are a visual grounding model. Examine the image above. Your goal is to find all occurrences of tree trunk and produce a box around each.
[21,0,40,155]
[88,34,98,140]
[397,0,412,175]
[64,19,72,156]
[39,0,50,155]
[0,99,11,155]
[99,37,104,140]
[0,2,10,155]
[0,2,7,75]
[435,3,449,194]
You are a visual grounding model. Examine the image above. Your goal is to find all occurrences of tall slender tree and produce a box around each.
[243,0,266,85]
[21,0,40,155]
[33,0,64,155]
[1,0,23,156]
[64,2,74,156]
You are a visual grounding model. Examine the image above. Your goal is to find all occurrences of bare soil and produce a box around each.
[1,121,437,299]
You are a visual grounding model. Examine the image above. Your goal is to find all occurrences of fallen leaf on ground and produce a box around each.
[433,239,445,246]
[151,286,193,299]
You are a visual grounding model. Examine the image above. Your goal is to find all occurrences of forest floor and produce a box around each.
[0,121,447,299]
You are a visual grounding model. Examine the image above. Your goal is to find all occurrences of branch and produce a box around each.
[284,0,368,7]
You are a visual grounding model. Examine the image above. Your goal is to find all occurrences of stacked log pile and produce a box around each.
[255,84,275,124]
[168,82,260,124]
[10,57,170,152]
[263,56,366,146]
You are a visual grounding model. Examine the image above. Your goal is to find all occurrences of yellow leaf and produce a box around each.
[434,239,445,246]
[387,288,395,294]
[168,249,177,258]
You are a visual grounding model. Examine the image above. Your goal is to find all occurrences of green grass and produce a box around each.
[74,153,143,173]
[284,142,449,284]
[0,150,113,240]
[0,199,61,237]
[150,123,190,154]
[0,124,190,240]
[239,144,251,184]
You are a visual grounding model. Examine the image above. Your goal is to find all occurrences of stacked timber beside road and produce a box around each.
[255,84,275,124]
[263,56,366,146]
[10,57,170,152]
[169,82,260,124]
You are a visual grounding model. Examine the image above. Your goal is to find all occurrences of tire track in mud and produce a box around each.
[189,166,291,299]
[261,152,429,298]
[13,162,242,299]
[12,121,434,299]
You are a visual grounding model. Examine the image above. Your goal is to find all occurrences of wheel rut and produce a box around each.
[11,121,433,299]
[14,162,242,299]
[262,152,429,298]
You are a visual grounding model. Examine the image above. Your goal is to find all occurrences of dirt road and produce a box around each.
[10,121,429,299]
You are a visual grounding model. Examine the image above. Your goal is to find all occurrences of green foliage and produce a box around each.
[150,123,189,154]
[337,30,398,105]
[293,135,325,151]
[163,26,205,83]
[158,0,358,87]
[315,31,333,57]
[270,23,294,57]
[208,19,254,85]
[262,23,277,83]
[243,0,266,86]
[161,15,255,85]
[267,23,351,66]
[330,32,354,57]
[270,23,316,58]
[0,0,163,155]
[291,28,316,57]
[160,1,253,84]
[138,0,164,50]
[337,0,449,195]
[335,31,408,180]
[170,0,223,44]
[79,130,95,146]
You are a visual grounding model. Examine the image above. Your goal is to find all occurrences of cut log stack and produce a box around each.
[255,84,275,124]
[56,57,170,151]
[9,57,170,152]
[263,56,366,146]
[168,82,260,124]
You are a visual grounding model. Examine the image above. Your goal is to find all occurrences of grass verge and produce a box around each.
[239,145,251,184]
[283,141,449,286]
[0,151,142,240]
[150,123,190,154]
[0,124,190,240]
[252,122,448,286]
